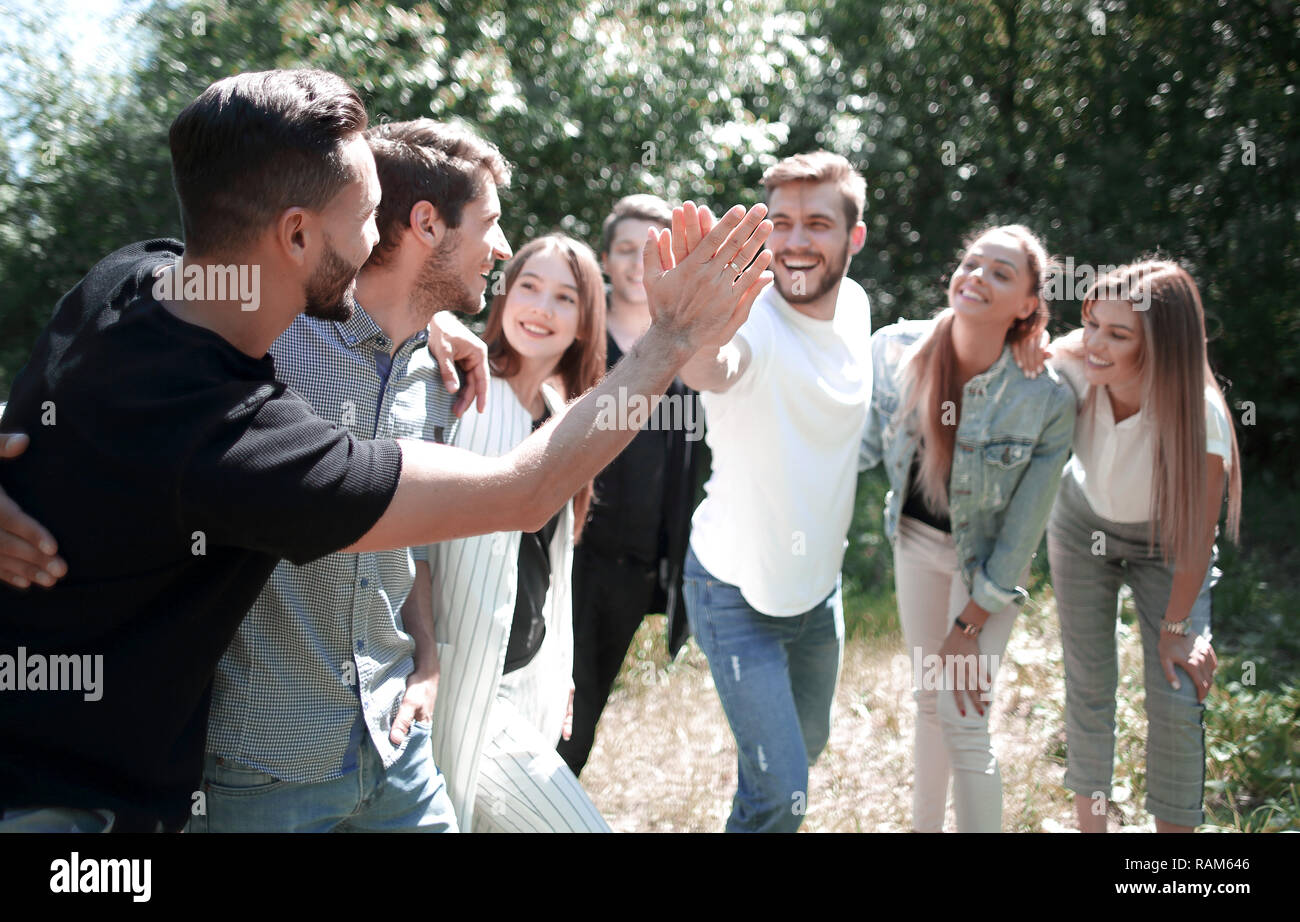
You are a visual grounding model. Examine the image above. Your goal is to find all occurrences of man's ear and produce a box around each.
[410,200,447,252]
[274,207,312,267]
[849,221,867,256]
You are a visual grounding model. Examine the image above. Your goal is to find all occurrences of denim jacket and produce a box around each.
[859,318,1076,613]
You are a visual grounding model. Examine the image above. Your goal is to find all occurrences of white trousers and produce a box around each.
[473,696,611,833]
[893,515,1021,832]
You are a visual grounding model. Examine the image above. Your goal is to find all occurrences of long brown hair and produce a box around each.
[483,233,607,539]
[901,224,1053,516]
[1080,260,1242,563]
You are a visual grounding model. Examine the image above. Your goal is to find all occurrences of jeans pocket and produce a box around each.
[205,758,285,796]
[697,582,764,653]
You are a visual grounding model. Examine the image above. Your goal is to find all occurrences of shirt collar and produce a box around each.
[335,299,389,350]
[335,299,430,354]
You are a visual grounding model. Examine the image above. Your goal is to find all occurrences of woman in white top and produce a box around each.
[1027,259,1241,832]
[410,234,611,832]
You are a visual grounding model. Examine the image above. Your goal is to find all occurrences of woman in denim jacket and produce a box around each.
[859,225,1076,832]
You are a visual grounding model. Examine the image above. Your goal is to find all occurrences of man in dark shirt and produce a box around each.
[558,195,704,777]
[0,68,776,832]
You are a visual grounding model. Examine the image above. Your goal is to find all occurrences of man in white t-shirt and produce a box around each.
[678,151,872,832]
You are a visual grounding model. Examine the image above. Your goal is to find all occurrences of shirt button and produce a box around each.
[360,577,369,589]
[356,640,365,651]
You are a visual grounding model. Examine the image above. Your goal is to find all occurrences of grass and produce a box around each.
[578,470,1300,832]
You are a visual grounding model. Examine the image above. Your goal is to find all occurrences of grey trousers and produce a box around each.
[1046,474,1217,827]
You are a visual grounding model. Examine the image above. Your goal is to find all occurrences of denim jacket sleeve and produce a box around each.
[970,381,1077,613]
[858,332,893,472]
[858,398,884,472]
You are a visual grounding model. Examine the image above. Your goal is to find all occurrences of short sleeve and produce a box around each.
[1205,386,1233,462]
[727,298,778,397]
[177,388,403,566]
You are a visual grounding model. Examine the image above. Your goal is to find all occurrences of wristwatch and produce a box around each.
[1161,618,1191,636]
[954,616,980,637]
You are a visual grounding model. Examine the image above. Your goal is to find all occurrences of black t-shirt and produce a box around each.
[579,332,669,564]
[504,411,559,674]
[901,455,952,533]
[0,240,402,830]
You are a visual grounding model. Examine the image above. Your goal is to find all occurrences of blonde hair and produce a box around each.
[1080,260,1242,563]
[901,225,1052,516]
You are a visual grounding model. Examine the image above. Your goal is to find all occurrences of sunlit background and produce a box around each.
[1,0,1295,831]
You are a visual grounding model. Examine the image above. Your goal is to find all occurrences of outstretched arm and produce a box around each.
[347,202,774,552]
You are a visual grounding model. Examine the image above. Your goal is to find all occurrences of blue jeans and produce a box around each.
[0,806,118,832]
[187,720,457,832]
[683,546,844,832]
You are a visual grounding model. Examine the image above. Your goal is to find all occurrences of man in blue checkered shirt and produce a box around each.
[184,120,515,832]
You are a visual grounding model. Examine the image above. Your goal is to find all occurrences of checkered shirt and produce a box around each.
[204,303,458,782]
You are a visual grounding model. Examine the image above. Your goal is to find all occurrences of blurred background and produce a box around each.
[0,0,1295,830]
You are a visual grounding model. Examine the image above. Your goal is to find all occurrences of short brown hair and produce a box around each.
[366,119,512,266]
[599,194,673,255]
[168,69,369,257]
[761,151,866,230]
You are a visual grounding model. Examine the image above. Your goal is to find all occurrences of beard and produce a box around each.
[411,231,483,320]
[777,240,851,304]
[304,239,361,322]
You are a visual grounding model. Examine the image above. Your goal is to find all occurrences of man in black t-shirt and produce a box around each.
[0,69,776,831]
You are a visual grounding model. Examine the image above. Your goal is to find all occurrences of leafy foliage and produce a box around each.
[1,0,1296,474]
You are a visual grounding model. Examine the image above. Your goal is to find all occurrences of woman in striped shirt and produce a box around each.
[411,234,611,832]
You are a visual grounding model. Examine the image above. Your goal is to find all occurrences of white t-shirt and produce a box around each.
[690,278,873,615]
[1058,358,1233,523]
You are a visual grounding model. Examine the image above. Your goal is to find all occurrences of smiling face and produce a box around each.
[765,180,861,312]
[603,217,662,307]
[412,172,512,316]
[303,133,381,320]
[449,174,512,314]
[1082,297,1145,391]
[501,247,581,372]
[947,230,1038,333]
